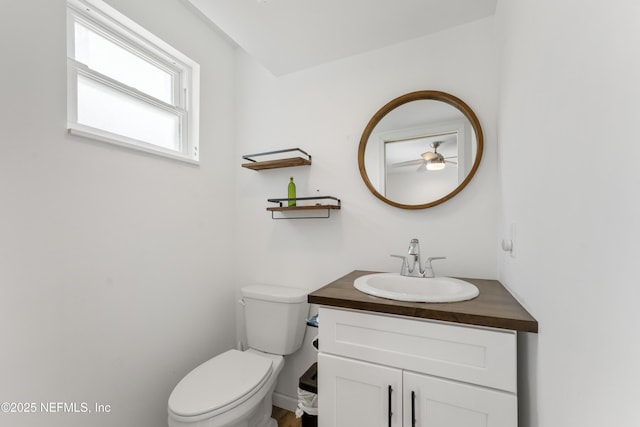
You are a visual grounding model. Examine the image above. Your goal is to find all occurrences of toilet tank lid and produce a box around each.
[241,284,308,303]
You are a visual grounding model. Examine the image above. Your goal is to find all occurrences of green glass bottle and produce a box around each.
[288,177,296,206]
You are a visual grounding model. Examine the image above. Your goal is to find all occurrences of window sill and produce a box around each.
[67,125,199,165]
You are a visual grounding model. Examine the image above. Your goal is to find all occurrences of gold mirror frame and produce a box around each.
[358,90,484,209]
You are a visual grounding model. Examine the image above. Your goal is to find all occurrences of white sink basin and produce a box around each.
[354,273,479,303]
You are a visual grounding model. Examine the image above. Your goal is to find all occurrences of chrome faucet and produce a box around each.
[406,238,422,277]
[391,239,446,278]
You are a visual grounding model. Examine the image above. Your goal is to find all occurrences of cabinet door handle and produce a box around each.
[411,390,416,427]
[388,385,393,427]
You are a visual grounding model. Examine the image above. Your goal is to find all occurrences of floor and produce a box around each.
[271,406,301,427]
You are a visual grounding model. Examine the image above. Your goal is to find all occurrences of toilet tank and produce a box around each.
[241,285,309,355]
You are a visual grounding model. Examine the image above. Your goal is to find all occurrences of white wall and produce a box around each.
[234,17,500,407]
[496,1,640,426]
[0,1,237,426]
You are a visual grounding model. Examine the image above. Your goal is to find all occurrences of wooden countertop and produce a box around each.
[308,270,538,333]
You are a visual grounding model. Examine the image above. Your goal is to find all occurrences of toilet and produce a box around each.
[168,284,309,427]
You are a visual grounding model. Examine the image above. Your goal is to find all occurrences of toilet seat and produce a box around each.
[168,349,273,418]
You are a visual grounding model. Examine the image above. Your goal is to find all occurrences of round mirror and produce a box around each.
[358,91,483,209]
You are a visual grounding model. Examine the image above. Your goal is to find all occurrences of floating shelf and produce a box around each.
[242,148,312,171]
[267,196,341,219]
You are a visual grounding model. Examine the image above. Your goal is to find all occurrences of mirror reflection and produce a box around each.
[358,91,483,209]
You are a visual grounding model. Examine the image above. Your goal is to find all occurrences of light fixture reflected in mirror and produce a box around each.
[421,151,438,161]
[426,158,445,171]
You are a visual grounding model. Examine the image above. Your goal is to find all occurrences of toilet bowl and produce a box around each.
[168,285,309,427]
[168,349,283,427]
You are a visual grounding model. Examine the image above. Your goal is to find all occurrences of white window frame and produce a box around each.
[66,0,200,164]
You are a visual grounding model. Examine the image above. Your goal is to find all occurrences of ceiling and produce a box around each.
[186,0,497,76]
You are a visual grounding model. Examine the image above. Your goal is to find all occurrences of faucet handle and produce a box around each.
[423,257,446,278]
[390,254,409,276]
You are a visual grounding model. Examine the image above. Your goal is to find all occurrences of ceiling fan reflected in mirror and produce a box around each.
[390,140,458,172]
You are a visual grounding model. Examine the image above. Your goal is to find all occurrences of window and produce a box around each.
[66,0,200,163]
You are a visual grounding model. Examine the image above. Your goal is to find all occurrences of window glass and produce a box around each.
[77,75,179,150]
[74,21,174,104]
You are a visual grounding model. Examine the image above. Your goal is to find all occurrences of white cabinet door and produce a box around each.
[403,372,517,427]
[318,353,402,427]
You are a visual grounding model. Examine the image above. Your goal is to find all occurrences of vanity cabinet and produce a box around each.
[317,307,518,427]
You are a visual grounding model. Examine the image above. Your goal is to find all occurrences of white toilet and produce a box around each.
[167,284,309,427]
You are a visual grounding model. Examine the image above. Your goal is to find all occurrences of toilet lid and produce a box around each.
[168,349,273,417]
